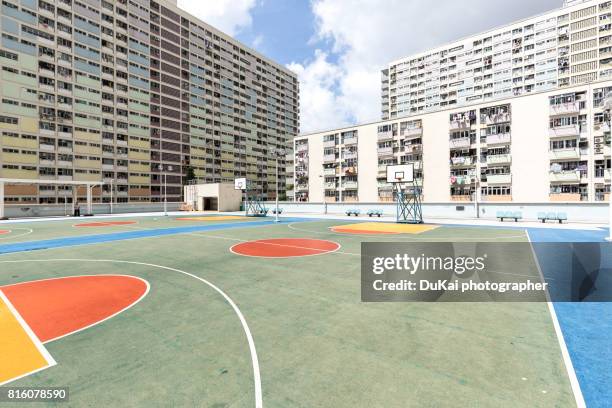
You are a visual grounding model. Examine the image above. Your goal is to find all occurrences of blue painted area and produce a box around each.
[528,227,612,408]
[0,218,311,255]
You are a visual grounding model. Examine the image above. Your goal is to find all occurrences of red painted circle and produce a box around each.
[75,221,136,227]
[330,227,398,235]
[231,238,340,258]
[1,275,148,342]
[0,229,10,235]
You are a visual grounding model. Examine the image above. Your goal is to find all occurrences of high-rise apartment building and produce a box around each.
[0,0,299,205]
[382,0,612,120]
[296,0,611,205]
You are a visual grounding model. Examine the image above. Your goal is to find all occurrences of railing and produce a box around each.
[482,113,511,124]
[485,133,511,145]
[342,181,358,189]
[323,154,336,162]
[549,125,580,138]
[377,146,394,156]
[401,127,422,137]
[486,154,511,165]
[377,131,393,141]
[451,157,474,166]
[450,120,471,130]
[549,171,580,182]
[549,148,580,160]
[550,101,580,116]
[323,140,336,148]
[486,174,512,184]
[449,138,471,149]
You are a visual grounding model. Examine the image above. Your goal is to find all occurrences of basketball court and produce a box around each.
[0,209,608,407]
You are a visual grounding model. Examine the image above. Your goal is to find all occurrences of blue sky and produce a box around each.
[178,0,562,133]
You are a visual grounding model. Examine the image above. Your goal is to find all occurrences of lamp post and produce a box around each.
[274,149,285,223]
[158,164,174,216]
[604,93,612,241]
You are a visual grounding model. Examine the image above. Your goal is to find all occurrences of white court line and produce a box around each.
[0,228,33,241]
[287,221,526,241]
[0,289,57,386]
[525,231,586,408]
[0,259,263,408]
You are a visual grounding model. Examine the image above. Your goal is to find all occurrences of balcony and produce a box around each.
[486,133,511,145]
[377,164,388,177]
[450,195,472,202]
[377,181,393,190]
[606,169,611,180]
[342,181,358,189]
[451,156,475,167]
[404,144,422,154]
[549,170,580,182]
[549,125,579,138]
[550,193,581,202]
[323,140,336,148]
[483,113,511,125]
[450,120,471,130]
[324,182,337,190]
[323,167,337,176]
[549,148,580,160]
[343,151,358,160]
[486,154,511,165]
[377,146,394,156]
[377,131,393,141]
[401,127,422,138]
[549,102,580,116]
[323,154,336,163]
[343,136,358,145]
[296,184,309,191]
[449,138,471,149]
[486,174,512,184]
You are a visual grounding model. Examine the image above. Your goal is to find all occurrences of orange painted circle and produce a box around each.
[330,227,399,235]
[231,238,340,258]
[75,221,136,227]
[0,230,10,235]
[1,275,148,342]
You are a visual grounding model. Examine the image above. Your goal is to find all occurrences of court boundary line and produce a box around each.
[72,221,138,228]
[0,228,33,241]
[0,259,263,408]
[525,231,586,408]
[0,289,57,386]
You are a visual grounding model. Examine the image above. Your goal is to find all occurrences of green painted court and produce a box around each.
[0,215,577,407]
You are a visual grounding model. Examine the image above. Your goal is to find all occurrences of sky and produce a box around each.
[177,0,563,133]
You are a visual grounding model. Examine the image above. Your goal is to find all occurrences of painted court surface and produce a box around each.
[0,215,608,407]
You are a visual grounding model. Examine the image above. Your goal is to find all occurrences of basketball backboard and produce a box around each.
[386,164,414,184]
[234,178,247,190]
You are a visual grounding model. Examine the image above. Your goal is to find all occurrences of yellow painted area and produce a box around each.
[0,293,51,384]
[178,216,247,221]
[331,222,439,234]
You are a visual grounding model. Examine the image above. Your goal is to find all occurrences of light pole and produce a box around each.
[604,93,612,241]
[109,179,113,214]
[274,149,285,223]
[158,164,174,216]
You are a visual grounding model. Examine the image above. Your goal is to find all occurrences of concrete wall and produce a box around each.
[184,183,242,212]
[4,203,182,218]
[273,201,610,223]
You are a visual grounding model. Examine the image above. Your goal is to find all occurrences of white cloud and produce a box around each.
[291,0,560,133]
[177,0,257,36]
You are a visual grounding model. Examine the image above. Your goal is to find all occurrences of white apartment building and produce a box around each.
[294,0,611,205]
[295,82,611,204]
[381,0,612,120]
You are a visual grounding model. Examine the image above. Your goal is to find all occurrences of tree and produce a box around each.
[185,166,196,185]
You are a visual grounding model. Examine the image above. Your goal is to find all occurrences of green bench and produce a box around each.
[537,212,567,224]
[496,211,523,222]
